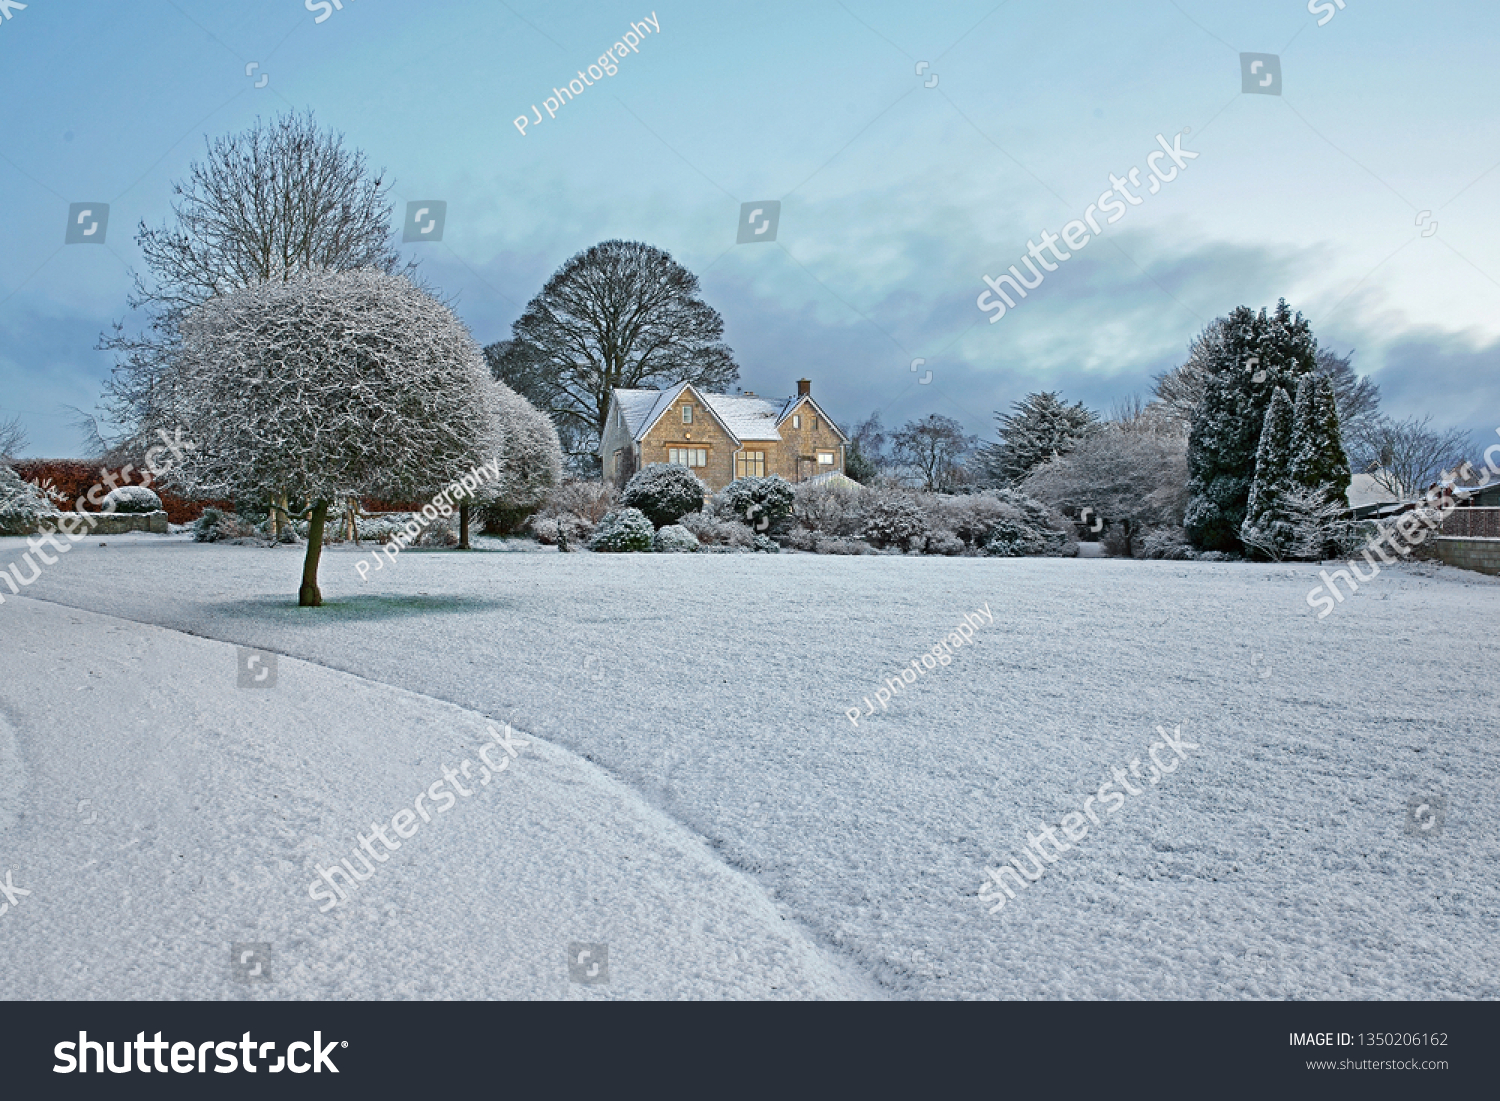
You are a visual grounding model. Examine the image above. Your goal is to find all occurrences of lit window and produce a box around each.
[792,414,801,429]
[817,450,835,465]
[669,448,707,467]
[736,451,765,478]
[682,405,693,424]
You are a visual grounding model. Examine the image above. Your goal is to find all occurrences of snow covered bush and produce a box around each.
[980,489,1075,557]
[713,475,795,535]
[192,508,260,543]
[861,492,929,549]
[815,536,873,555]
[679,511,758,549]
[923,530,966,556]
[653,524,700,553]
[588,508,655,552]
[528,480,616,545]
[0,464,58,535]
[923,494,1013,548]
[620,464,708,528]
[751,533,780,554]
[1138,528,1195,560]
[100,485,163,514]
[150,268,504,605]
[791,480,866,537]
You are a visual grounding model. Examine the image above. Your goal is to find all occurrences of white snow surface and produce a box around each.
[2,533,1498,1000]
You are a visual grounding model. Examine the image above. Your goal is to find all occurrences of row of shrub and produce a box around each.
[525,465,1079,556]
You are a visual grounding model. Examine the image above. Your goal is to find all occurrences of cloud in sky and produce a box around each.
[1,0,1497,456]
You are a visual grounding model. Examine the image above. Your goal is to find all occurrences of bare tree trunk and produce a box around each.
[299,501,328,607]
[346,495,360,544]
[459,501,471,550]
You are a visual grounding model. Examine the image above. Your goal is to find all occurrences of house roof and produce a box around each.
[1347,472,1403,510]
[609,383,849,446]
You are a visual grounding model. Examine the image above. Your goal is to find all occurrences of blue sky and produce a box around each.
[2,0,1498,457]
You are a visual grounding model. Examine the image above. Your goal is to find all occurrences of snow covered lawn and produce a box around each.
[3,534,1498,999]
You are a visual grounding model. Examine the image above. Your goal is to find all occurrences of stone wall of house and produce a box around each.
[1435,536,1500,576]
[639,394,739,491]
[773,397,845,483]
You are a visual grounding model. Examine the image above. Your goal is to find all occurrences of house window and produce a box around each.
[736,451,765,478]
[792,414,801,429]
[811,416,818,430]
[817,450,835,465]
[682,405,693,424]
[612,450,623,477]
[669,448,707,467]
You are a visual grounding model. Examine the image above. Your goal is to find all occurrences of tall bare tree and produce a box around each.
[486,240,739,473]
[891,414,977,492]
[1348,415,1472,497]
[98,110,416,451]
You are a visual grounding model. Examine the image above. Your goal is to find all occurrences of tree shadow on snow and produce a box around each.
[214,594,521,622]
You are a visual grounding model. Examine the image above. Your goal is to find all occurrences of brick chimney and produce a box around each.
[797,378,811,397]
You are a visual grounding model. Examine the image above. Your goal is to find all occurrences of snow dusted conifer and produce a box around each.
[1240,387,1295,560]
[1288,375,1350,507]
[152,269,498,606]
[1185,301,1318,552]
[979,391,1097,486]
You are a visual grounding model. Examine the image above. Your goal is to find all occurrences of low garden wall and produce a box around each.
[1435,536,1500,576]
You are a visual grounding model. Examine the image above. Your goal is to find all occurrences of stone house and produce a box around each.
[599,378,850,491]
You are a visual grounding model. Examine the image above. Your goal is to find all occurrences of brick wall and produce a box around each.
[1441,508,1500,539]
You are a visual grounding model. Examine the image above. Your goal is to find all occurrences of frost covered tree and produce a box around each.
[0,413,26,463]
[1184,301,1319,552]
[1022,422,1190,557]
[1239,387,1296,559]
[1287,374,1350,508]
[486,240,739,472]
[97,110,416,456]
[1313,347,1380,450]
[979,392,1097,485]
[843,411,886,484]
[148,269,501,606]
[891,414,976,492]
[463,381,564,545]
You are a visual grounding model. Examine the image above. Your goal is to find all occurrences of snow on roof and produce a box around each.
[613,383,849,444]
[1347,472,1403,509]
[700,393,784,441]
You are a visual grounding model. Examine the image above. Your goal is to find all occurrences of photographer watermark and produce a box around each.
[978,724,1199,915]
[846,603,992,725]
[514,13,660,136]
[354,457,499,581]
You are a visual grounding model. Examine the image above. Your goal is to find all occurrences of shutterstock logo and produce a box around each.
[402,200,446,242]
[66,203,109,244]
[737,200,780,243]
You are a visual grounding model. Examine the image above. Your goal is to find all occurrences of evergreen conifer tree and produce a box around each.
[980,391,1097,485]
[1239,387,1295,559]
[1184,300,1318,551]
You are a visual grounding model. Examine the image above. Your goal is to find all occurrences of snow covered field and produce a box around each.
[2,534,1497,1000]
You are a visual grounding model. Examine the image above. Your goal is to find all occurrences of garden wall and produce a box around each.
[1435,536,1500,576]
